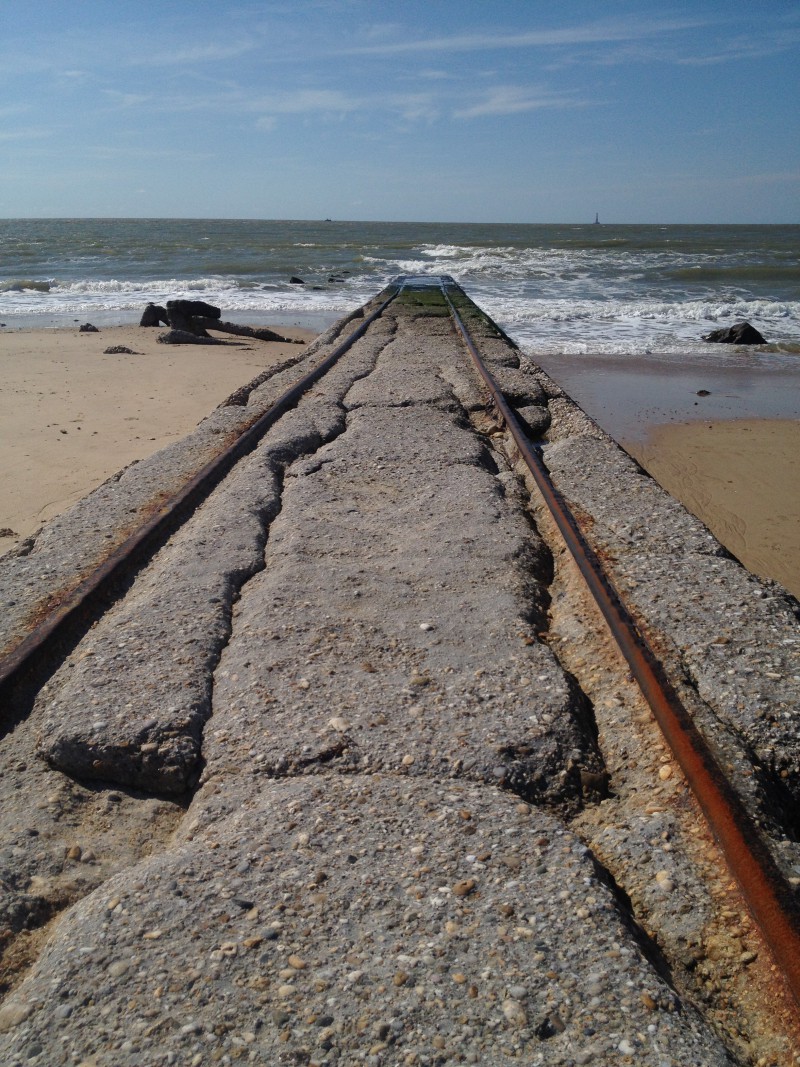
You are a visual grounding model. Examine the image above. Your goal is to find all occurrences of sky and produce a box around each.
[1,0,799,223]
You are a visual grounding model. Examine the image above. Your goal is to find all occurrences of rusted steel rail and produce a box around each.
[441,279,800,1013]
[3,275,799,1014]
[0,284,401,701]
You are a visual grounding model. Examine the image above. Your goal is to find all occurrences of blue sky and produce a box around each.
[1,0,798,222]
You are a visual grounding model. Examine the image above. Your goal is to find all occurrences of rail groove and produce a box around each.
[1,275,798,1027]
[0,284,400,704]
[441,278,800,1016]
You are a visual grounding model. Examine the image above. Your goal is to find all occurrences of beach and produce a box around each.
[1,322,798,600]
[627,419,800,598]
[533,350,800,599]
[0,322,313,550]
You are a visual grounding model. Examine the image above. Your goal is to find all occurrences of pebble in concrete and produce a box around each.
[0,777,733,1066]
[204,310,603,807]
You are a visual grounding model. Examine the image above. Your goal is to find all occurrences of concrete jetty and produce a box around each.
[0,283,797,1065]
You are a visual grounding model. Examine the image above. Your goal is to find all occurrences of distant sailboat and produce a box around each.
[594,213,600,224]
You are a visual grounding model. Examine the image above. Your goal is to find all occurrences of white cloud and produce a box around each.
[340,17,710,56]
[126,40,257,68]
[0,127,54,142]
[101,90,153,109]
[454,86,585,119]
[676,27,800,66]
[251,89,366,117]
[389,93,438,123]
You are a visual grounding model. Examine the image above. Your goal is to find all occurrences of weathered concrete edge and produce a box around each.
[0,301,382,660]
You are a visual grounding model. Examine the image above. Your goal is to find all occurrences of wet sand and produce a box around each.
[534,350,800,599]
[0,323,313,552]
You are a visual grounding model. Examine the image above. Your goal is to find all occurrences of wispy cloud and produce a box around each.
[125,40,258,68]
[340,17,709,56]
[454,86,587,119]
[251,89,366,117]
[676,27,800,65]
[250,88,442,128]
[87,145,218,163]
[0,127,55,143]
[390,93,438,123]
[0,104,31,121]
[101,90,153,109]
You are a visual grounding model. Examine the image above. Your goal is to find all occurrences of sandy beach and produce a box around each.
[1,325,799,600]
[626,420,800,598]
[0,322,314,550]
[534,350,800,599]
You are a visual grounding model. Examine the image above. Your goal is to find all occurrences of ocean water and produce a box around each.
[1,218,799,359]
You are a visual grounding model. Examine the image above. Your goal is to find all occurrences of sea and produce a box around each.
[2,218,799,359]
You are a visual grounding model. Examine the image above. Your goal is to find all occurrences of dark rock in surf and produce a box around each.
[78,323,99,332]
[166,299,221,319]
[702,321,767,345]
[165,299,221,337]
[140,303,170,327]
[289,276,305,285]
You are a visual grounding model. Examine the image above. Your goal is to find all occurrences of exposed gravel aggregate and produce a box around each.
[540,425,800,881]
[0,777,734,1066]
[0,285,797,1063]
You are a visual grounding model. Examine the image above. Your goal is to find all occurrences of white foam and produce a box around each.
[2,235,798,356]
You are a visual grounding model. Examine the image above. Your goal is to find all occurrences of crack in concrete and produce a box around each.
[0,322,398,1001]
[36,326,398,799]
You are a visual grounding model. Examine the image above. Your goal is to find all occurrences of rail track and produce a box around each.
[0,276,798,1057]
[440,280,800,1017]
[0,283,402,702]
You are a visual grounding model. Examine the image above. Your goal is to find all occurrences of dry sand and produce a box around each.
[0,323,313,551]
[1,326,799,601]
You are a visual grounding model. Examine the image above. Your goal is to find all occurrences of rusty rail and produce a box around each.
[3,274,799,1016]
[441,279,800,1014]
[0,284,401,700]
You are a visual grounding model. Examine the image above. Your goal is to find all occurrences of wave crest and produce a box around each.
[0,279,52,293]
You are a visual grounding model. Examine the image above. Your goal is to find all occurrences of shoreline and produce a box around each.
[534,349,800,599]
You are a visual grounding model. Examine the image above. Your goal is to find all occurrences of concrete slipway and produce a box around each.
[0,283,797,1065]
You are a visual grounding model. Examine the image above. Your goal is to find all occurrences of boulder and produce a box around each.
[139,303,169,327]
[702,321,767,345]
[166,299,221,319]
[289,276,305,285]
[165,299,222,337]
[78,323,98,333]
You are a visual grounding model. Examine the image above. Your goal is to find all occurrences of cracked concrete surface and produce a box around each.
[0,285,797,1064]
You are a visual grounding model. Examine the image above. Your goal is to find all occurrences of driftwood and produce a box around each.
[194,319,305,344]
[143,300,306,345]
[157,329,226,346]
[165,299,221,337]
